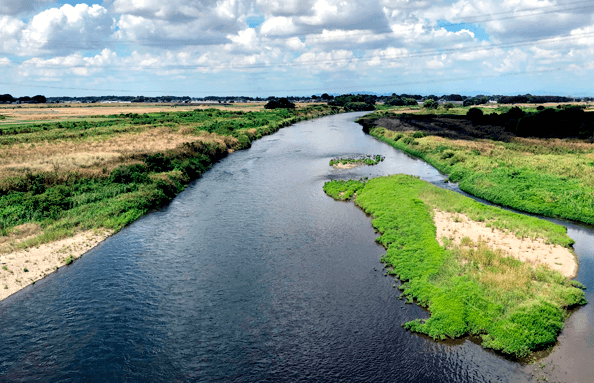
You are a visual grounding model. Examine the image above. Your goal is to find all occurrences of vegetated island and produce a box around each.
[324,175,586,358]
[329,154,385,169]
[357,103,594,226]
[0,102,342,301]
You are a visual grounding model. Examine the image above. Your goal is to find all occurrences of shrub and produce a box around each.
[423,99,438,109]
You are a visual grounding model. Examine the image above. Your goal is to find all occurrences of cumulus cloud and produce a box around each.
[110,0,247,46]
[420,0,594,40]
[18,49,117,78]
[0,0,55,16]
[0,16,25,53]
[20,4,115,55]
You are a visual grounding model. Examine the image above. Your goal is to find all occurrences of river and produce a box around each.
[0,112,592,382]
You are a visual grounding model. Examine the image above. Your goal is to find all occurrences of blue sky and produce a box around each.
[1,0,593,97]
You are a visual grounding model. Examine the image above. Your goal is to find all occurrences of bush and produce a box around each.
[423,99,438,109]
[110,164,149,184]
[467,107,483,123]
[264,98,295,109]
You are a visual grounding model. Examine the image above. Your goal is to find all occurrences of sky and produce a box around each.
[1,0,594,97]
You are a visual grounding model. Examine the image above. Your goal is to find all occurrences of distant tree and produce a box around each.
[426,95,439,101]
[423,99,438,109]
[443,102,455,109]
[265,98,295,109]
[32,95,46,104]
[467,107,483,123]
[311,95,319,99]
[321,93,333,100]
[0,94,14,103]
[443,94,463,101]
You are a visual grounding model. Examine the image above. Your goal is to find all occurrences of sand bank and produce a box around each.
[0,230,112,301]
[433,210,577,278]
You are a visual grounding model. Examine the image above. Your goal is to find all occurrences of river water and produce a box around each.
[0,112,592,382]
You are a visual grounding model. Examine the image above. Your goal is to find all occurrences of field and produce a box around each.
[324,175,586,358]
[0,103,339,298]
[358,106,594,226]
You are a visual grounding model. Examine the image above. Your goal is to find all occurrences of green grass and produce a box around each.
[324,175,586,358]
[367,126,594,226]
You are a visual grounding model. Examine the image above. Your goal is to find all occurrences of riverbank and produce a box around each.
[0,104,340,301]
[359,111,594,226]
[324,175,586,358]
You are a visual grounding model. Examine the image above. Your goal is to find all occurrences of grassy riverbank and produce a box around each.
[0,104,338,297]
[324,175,586,358]
[358,109,594,226]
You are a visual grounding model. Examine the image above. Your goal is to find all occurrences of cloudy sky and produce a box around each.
[1,0,594,97]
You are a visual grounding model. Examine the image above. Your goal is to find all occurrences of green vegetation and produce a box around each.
[367,126,594,225]
[324,175,586,358]
[358,105,594,225]
[423,99,439,109]
[0,105,339,253]
[329,155,384,167]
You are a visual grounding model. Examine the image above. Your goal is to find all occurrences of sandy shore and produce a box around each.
[0,230,112,301]
[433,210,578,278]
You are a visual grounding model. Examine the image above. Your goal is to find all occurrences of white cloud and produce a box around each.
[18,49,117,77]
[0,0,55,16]
[0,16,25,53]
[260,16,298,36]
[20,4,115,55]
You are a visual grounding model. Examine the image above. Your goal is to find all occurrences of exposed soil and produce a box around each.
[433,210,578,278]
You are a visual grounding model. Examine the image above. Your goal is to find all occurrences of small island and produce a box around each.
[329,154,385,169]
[324,175,586,358]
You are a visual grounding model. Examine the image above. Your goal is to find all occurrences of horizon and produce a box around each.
[1,0,594,97]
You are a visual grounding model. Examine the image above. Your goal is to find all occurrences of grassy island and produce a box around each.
[324,175,586,358]
[329,155,384,168]
[0,103,339,300]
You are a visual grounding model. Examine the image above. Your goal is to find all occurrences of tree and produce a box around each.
[264,98,295,109]
[0,94,14,103]
[467,107,483,123]
[423,99,438,109]
[32,95,46,104]
[321,93,333,100]
[443,102,455,109]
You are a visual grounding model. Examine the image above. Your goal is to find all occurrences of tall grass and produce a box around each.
[368,126,594,225]
[324,175,586,358]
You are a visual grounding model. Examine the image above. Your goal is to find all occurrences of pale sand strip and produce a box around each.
[333,162,362,169]
[433,210,578,278]
[0,230,112,301]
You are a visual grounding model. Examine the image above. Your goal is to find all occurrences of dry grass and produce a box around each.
[0,126,239,183]
[453,238,533,291]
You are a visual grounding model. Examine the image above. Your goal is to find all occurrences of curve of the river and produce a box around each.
[0,112,592,382]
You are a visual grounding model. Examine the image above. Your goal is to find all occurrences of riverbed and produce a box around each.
[0,112,592,382]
